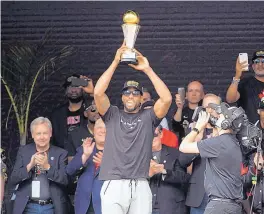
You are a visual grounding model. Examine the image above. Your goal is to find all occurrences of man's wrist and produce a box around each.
[192,127,200,134]
[232,77,240,84]
[142,66,153,73]
[82,153,91,160]
[113,58,120,65]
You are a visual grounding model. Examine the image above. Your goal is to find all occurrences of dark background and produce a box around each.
[1,1,264,171]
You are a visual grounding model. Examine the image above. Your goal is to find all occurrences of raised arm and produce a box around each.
[226,57,248,103]
[94,42,129,116]
[129,50,172,119]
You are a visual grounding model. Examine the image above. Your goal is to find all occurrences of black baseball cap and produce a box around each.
[122,80,143,95]
[252,50,264,62]
[63,74,80,88]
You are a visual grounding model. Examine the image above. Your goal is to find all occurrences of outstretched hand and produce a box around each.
[114,41,130,63]
[195,111,210,132]
[82,137,95,157]
[128,49,151,72]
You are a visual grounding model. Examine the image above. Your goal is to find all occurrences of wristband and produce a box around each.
[232,77,240,84]
[192,128,200,134]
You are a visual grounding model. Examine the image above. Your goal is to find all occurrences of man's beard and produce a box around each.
[255,72,264,78]
[68,96,83,103]
[124,103,141,113]
[88,119,96,124]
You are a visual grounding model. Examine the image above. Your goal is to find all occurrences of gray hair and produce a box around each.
[30,117,52,133]
[203,93,222,103]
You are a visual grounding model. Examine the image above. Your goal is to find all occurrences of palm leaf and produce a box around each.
[1,28,75,145]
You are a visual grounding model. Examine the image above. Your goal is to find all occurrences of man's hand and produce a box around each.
[195,111,210,132]
[149,160,165,177]
[80,75,94,95]
[113,41,130,64]
[235,57,248,79]
[175,93,185,109]
[254,152,264,170]
[35,152,50,170]
[128,49,151,72]
[82,137,95,157]
[27,152,40,172]
[93,151,103,166]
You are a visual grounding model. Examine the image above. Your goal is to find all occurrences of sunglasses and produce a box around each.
[154,133,159,137]
[122,90,141,96]
[253,58,264,64]
[85,105,97,112]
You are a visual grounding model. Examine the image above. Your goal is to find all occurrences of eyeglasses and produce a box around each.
[253,58,264,64]
[122,90,141,96]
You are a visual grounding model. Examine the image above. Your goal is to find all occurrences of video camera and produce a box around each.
[192,102,263,154]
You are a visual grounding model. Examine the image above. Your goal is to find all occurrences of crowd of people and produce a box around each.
[1,46,264,214]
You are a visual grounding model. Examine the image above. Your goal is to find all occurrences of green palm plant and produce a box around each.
[1,29,74,145]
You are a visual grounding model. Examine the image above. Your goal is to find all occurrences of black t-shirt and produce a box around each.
[197,133,243,200]
[238,76,264,123]
[99,105,161,180]
[67,126,93,156]
[172,107,194,142]
[67,109,82,133]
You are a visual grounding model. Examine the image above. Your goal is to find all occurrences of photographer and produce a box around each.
[180,103,244,214]
[51,74,94,150]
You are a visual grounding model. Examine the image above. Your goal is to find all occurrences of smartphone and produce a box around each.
[239,53,249,71]
[71,78,89,87]
[178,87,186,103]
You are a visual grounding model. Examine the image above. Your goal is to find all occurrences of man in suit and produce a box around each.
[10,117,69,214]
[149,125,191,214]
[66,118,105,214]
[179,94,221,214]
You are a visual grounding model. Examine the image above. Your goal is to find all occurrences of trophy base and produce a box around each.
[120,51,137,65]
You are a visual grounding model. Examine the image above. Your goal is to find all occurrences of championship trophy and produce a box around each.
[120,10,140,64]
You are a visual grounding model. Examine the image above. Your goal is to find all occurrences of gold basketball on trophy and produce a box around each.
[123,10,140,24]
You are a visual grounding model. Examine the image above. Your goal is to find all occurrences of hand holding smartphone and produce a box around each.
[239,53,249,71]
[178,87,186,103]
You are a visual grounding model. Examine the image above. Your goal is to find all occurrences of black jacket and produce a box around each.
[149,145,190,214]
[172,106,194,142]
[10,143,70,214]
[179,153,206,207]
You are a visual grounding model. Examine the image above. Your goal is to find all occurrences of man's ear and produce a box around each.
[258,109,260,115]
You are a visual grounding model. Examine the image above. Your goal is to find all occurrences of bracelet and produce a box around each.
[232,77,240,84]
[192,128,200,134]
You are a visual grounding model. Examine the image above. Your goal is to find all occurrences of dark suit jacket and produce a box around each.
[51,103,87,149]
[179,153,206,208]
[66,146,103,214]
[149,145,190,214]
[10,143,69,214]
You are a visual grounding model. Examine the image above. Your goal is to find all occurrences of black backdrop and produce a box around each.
[1,1,264,169]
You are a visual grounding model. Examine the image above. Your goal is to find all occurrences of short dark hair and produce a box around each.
[142,87,153,99]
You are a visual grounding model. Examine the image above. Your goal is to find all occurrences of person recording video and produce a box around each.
[180,102,245,214]
[51,74,94,150]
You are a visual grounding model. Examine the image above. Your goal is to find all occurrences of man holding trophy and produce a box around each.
[94,10,172,214]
